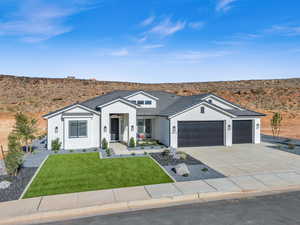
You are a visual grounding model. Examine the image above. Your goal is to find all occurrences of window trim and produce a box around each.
[69,120,88,138]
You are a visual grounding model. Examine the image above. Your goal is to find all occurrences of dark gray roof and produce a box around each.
[223,109,266,117]
[44,90,265,118]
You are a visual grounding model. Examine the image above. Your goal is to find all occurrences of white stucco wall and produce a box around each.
[101,101,136,147]
[47,114,64,150]
[126,93,157,108]
[159,117,170,146]
[205,97,236,110]
[47,106,100,150]
[169,104,233,148]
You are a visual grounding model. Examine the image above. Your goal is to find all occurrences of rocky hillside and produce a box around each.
[0,74,299,153]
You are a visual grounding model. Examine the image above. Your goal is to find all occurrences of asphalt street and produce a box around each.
[37,191,300,225]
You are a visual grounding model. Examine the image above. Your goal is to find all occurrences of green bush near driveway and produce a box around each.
[23,153,172,198]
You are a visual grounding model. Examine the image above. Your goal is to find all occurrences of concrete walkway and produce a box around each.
[2,171,300,225]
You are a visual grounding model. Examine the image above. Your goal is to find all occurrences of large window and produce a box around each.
[137,119,152,138]
[69,120,87,138]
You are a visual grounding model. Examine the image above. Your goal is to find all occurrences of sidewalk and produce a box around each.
[1,171,300,225]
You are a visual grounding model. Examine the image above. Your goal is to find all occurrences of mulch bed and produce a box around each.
[0,167,37,202]
[149,152,203,166]
[150,152,226,181]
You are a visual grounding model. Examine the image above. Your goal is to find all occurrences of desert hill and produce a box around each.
[1,74,299,153]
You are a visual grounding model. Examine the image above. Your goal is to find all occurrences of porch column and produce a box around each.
[100,111,110,147]
[128,110,137,144]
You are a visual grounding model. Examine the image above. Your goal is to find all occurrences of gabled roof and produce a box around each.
[43,103,100,119]
[44,90,265,118]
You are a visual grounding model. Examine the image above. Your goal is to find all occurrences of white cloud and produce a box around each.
[265,25,300,36]
[142,44,164,49]
[110,48,129,56]
[216,0,237,12]
[188,21,205,30]
[172,50,231,63]
[0,0,97,42]
[149,18,186,37]
[140,16,155,27]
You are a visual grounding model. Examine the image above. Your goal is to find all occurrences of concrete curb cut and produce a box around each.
[19,155,49,200]
[3,186,300,225]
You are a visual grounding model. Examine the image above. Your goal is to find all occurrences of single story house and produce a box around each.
[43,90,265,150]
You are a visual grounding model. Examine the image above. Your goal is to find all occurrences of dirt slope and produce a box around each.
[1,74,299,154]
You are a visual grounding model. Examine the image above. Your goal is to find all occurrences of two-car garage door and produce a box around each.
[177,120,253,147]
[178,121,224,147]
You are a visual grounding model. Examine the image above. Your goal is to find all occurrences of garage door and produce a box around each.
[178,121,224,147]
[232,120,253,144]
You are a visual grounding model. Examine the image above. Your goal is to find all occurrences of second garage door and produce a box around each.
[178,121,224,147]
[232,120,253,144]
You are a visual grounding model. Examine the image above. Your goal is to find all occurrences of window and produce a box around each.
[69,120,87,138]
[145,100,152,105]
[137,100,144,105]
[130,100,136,104]
[208,99,212,104]
[137,119,144,133]
[200,106,205,114]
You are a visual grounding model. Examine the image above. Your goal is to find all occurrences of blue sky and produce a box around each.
[0,0,300,83]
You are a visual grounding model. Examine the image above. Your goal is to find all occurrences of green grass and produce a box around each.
[23,153,172,198]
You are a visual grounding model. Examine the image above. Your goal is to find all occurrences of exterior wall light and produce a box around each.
[227,124,231,131]
[172,125,176,134]
[55,126,58,134]
[104,126,107,132]
[131,125,134,131]
[256,123,260,129]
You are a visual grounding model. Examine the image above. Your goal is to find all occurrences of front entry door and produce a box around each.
[110,118,119,141]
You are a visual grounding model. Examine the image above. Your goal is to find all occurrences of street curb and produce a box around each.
[3,186,300,225]
[19,155,49,200]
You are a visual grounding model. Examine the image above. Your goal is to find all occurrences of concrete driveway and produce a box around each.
[180,142,300,177]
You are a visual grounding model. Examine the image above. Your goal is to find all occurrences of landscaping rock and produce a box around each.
[174,163,190,176]
[0,180,11,189]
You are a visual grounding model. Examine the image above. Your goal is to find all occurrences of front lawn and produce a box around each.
[23,153,172,198]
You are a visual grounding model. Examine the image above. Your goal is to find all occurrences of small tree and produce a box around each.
[4,132,24,176]
[13,113,38,152]
[270,112,282,139]
[129,137,136,148]
[102,138,108,150]
[51,138,61,153]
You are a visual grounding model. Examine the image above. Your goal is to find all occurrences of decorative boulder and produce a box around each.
[0,181,11,189]
[174,163,190,177]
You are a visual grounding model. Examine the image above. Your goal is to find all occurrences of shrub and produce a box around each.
[131,152,136,156]
[162,149,170,156]
[202,167,209,172]
[102,138,108,150]
[106,148,111,157]
[70,150,74,153]
[129,137,136,148]
[51,138,61,153]
[177,152,187,160]
[82,149,86,152]
[5,133,24,176]
[144,151,148,155]
[288,143,295,150]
